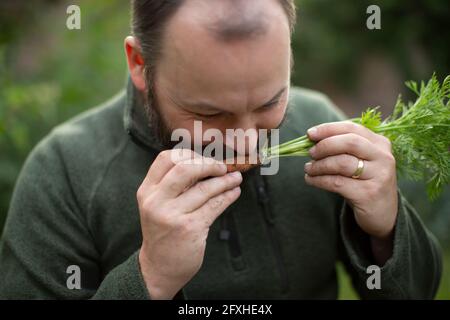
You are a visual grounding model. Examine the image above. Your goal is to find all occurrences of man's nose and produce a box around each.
[224,122,259,156]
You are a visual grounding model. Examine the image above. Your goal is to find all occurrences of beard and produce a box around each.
[143,86,178,150]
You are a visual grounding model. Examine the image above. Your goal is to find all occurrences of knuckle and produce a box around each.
[382,135,392,148]
[339,156,352,172]
[151,211,174,228]
[216,162,227,173]
[136,185,146,202]
[174,162,189,176]
[379,164,395,184]
[140,193,158,213]
[321,160,333,172]
[179,219,198,234]
[346,122,360,132]
[332,176,345,189]
[159,215,174,228]
[316,140,327,153]
[175,148,195,163]
[196,181,209,195]
[171,217,184,229]
[157,150,171,163]
[137,184,157,202]
[385,152,396,167]
[168,181,181,194]
[208,196,225,210]
[225,188,239,201]
[347,133,361,149]
[378,151,396,173]
[316,125,327,136]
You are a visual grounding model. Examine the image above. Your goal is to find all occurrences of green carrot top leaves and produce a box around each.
[362,74,450,199]
[265,74,450,200]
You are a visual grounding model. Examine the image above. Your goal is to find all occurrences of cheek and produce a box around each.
[154,94,193,129]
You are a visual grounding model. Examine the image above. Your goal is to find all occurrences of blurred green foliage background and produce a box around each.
[0,0,449,299]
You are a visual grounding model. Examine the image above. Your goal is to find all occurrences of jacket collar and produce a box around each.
[123,78,164,152]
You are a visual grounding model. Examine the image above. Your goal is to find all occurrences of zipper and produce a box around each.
[220,211,246,271]
[254,174,289,294]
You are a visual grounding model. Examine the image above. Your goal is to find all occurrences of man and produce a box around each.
[0,0,442,299]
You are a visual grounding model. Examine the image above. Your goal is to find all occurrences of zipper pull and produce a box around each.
[257,184,269,203]
[219,214,230,241]
[255,175,269,202]
[255,176,275,225]
[219,229,230,241]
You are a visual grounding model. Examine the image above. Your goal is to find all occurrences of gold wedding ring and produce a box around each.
[351,159,365,179]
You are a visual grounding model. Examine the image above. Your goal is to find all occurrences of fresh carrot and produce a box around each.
[225,156,261,173]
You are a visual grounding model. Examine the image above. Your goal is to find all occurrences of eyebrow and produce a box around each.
[180,86,288,112]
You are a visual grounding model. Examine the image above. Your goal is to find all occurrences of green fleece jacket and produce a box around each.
[0,80,442,299]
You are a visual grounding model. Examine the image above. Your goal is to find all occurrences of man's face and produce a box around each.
[150,0,292,155]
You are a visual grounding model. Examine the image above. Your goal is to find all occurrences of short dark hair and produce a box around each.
[131,0,296,82]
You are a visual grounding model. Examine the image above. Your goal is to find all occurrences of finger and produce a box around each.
[144,149,201,186]
[304,174,360,200]
[159,157,228,199]
[304,155,373,180]
[177,171,243,212]
[307,121,383,145]
[309,133,378,161]
[192,186,241,226]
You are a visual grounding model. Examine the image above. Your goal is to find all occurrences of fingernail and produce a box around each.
[304,162,312,173]
[229,171,242,180]
[309,146,316,156]
[307,127,317,138]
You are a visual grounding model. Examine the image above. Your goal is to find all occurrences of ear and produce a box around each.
[124,36,147,92]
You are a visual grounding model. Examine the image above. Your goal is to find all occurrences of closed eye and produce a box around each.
[192,99,281,118]
[193,112,223,119]
[260,100,280,110]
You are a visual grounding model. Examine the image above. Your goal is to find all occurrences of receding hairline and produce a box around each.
[170,0,287,43]
[205,0,272,42]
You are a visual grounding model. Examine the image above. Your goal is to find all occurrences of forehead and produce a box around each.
[155,0,292,109]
